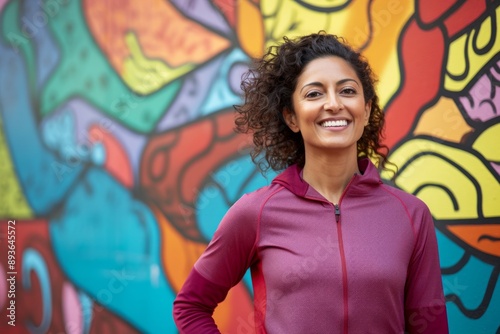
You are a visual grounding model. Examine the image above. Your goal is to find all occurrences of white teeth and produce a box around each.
[321,120,348,127]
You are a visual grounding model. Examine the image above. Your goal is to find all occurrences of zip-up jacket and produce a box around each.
[173,158,448,333]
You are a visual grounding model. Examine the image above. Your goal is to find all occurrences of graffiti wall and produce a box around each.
[0,0,498,333]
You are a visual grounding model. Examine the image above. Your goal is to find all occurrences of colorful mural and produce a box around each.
[0,0,498,333]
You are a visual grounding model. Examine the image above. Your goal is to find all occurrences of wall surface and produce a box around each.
[0,0,499,333]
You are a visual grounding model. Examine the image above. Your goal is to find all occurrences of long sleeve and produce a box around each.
[173,193,260,333]
[404,205,449,333]
[173,268,228,333]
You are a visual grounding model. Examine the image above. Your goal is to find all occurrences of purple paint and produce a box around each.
[458,60,500,122]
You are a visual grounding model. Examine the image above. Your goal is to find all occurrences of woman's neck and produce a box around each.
[302,149,360,204]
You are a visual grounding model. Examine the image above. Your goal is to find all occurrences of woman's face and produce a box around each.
[285,56,371,157]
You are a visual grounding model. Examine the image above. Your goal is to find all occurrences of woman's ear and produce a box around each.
[283,108,300,133]
[364,101,372,126]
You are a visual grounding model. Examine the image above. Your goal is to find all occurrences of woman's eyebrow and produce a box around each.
[299,78,360,93]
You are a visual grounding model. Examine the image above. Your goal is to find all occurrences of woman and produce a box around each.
[173,32,448,333]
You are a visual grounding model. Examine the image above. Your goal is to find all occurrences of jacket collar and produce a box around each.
[272,158,382,200]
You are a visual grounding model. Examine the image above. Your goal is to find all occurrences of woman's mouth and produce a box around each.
[320,120,348,128]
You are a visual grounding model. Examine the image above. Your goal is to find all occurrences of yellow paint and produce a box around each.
[472,122,500,162]
[0,117,33,218]
[444,5,500,92]
[237,0,265,58]
[262,0,355,49]
[413,97,474,143]
[122,32,195,95]
[382,138,500,219]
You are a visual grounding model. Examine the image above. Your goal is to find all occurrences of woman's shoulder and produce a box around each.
[233,182,287,209]
[379,182,431,213]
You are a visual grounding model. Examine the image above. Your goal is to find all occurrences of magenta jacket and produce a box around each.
[173,158,448,333]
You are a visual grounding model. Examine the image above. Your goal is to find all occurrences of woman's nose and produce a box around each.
[324,94,343,111]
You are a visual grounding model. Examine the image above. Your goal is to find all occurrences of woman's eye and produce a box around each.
[305,91,321,98]
[341,88,356,95]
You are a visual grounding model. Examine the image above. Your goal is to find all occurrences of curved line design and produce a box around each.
[441,253,470,275]
[445,266,500,319]
[413,183,460,211]
[294,0,352,13]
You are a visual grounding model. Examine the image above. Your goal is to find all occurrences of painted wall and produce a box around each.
[0,0,498,333]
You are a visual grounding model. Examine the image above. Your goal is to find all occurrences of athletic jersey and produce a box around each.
[173,158,448,333]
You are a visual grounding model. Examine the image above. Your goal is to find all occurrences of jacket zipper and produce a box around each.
[334,203,348,334]
[335,174,357,334]
[304,175,357,334]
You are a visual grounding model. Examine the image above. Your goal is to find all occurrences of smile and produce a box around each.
[320,120,348,127]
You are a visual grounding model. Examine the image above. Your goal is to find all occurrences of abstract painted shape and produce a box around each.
[42,98,148,182]
[442,255,500,333]
[84,0,231,93]
[0,116,33,218]
[383,18,445,149]
[262,0,370,50]
[200,48,249,116]
[122,31,195,95]
[447,225,500,258]
[139,109,252,242]
[0,37,83,215]
[472,122,500,175]
[21,0,61,88]
[49,167,176,333]
[62,283,83,334]
[22,248,52,334]
[458,59,500,123]
[236,0,265,58]
[196,154,276,241]
[413,97,474,143]
[0,219,139,333]
[155,53,227,131]
[88,124,134,188]
[171,0,232,34]
[444,4,499,92]
[383,138,500,220]
[39,0,181,133]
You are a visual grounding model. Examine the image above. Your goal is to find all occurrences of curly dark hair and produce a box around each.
[235,31,390,172]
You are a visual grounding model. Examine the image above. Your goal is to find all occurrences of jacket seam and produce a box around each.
[380,185,417,243]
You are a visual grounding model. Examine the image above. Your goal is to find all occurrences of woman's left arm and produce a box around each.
[404,205,449,334]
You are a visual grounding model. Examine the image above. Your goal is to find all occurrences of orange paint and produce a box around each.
[447,224,500,258]
[237,0,265,58]
[84,0,230,73]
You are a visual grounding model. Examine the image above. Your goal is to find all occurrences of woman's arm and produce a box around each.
[404,205,449,333]
[173,193,260,333]
[173,268,229,333]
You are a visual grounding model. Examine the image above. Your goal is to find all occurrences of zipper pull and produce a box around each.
[334,204,340,223]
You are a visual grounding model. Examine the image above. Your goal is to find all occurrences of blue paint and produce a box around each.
[0,35,83,215]
[49,167,176,333]
[200,48,249,116]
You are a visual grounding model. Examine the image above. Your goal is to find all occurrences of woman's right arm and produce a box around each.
[173,193,260,333]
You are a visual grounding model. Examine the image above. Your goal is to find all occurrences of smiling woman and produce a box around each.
[173,31,449,334]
